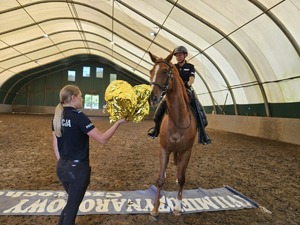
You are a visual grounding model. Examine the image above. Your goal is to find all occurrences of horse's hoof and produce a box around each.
[149,214,159,221]
[150,210,159,221]
[173,210,182,216]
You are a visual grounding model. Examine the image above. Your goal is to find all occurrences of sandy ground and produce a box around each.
[0,113,299,225]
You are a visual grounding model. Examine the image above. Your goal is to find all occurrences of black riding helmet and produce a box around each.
[174,46,188,56]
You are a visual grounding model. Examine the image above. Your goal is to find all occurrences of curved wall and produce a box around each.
[206,114,300,146]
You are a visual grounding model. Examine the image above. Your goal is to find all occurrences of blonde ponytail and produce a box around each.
[53,85,81,137]
[53,103,64,137]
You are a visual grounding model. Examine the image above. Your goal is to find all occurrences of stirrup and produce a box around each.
[147,127,156,139]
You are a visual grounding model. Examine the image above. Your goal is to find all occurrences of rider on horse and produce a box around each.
[147,46,212,145]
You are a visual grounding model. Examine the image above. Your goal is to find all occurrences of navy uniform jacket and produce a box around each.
[52,107,95,161]
[175,61,195,84]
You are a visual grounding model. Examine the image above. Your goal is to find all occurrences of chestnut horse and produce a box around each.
[148,51,197,217]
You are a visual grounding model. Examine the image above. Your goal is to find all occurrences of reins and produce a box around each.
[150,60,174,99]
[151,60,192,130]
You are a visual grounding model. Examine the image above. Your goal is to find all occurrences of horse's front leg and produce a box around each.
[173,149,192,216]
[150,148,169,218]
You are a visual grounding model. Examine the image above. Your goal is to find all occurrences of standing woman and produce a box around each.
[52,85,127,225]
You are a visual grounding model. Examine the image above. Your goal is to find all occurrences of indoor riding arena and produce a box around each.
[0,1,299,225]
[0,114,300,225]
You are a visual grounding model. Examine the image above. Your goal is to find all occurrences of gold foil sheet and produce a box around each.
[104,80,151,123]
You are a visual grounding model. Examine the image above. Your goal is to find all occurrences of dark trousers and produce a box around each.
[56,159,91,225]
[152,88,211,144]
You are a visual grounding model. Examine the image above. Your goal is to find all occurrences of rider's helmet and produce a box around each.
[174,46,188,56]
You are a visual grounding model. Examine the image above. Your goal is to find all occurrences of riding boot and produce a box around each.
[194,98,208,128]
[188,89,212,145]
[147,99,167,139]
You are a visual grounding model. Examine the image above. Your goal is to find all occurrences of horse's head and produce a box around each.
[148,51,174,106]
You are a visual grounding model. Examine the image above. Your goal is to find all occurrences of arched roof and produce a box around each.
[0,0,299,116]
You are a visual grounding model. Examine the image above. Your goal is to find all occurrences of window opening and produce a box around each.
[68,70,76,81]
[84,94,99,109]
[83,66,91,77]
[96,67,104,78]
[110,73,117,82]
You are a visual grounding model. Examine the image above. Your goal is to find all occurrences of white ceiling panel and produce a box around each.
[0,0,299,117]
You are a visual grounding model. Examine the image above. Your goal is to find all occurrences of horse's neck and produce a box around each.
[166,81,190,124]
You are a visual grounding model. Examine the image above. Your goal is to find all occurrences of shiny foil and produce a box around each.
[104,80,151,123]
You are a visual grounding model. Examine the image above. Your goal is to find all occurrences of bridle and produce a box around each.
[150,60,174,98]
[150,60,192,130]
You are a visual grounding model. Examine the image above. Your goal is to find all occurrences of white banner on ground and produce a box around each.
[0,185,258,215]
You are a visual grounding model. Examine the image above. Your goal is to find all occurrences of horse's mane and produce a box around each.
[169,61,190,105]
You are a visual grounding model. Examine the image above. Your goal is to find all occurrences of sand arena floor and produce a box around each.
[0,114,299,225]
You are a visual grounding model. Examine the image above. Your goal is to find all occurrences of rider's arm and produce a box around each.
[187,76,195,86]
